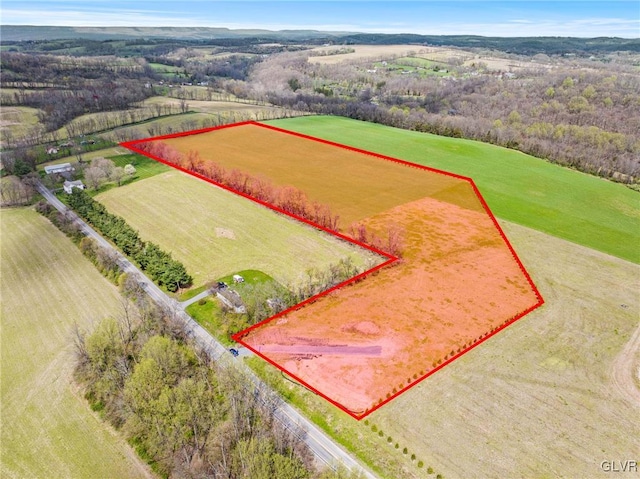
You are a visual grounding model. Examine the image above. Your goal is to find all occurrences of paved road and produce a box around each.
[37,182,377,478]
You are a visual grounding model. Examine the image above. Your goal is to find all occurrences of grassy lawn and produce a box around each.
[186,298,233,345]
[96,170,381,289]
[217,269,274,286]
[0,208,152,479]
[110,153,171,180]
[41,151,170,197]
[266,116,640,264]
[148,62,183,73]
[82,154,171,196]
[84,153,169,192]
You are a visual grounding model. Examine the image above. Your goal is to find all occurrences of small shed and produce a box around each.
[63,180,85,194]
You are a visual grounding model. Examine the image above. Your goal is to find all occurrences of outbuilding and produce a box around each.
[63,180,85,194]
[44,163,74,175]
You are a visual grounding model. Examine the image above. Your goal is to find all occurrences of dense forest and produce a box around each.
[72,286,356,479]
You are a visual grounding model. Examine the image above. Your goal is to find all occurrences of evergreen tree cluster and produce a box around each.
[67,189,192,291]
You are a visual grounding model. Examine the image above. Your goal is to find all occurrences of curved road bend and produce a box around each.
[36,182,378,479]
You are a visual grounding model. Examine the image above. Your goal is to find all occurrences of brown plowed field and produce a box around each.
[239,196,539,413]
[147,122,542,417]
[162,123,481,227]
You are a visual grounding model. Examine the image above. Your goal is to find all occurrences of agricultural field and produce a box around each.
[99,112,215,142]
[161,123,472,227]
[252,220,640,479]
[0,105,41,145]
[133,116,638,475]
[96,170,380,288]
[142,96,290,117]
[148,62,185,76]
[0,208,152,479]
[138,122,542,417]
[265,116,640,264]
[308,45,427,64]
[307,44,556,73]
[374,57,452,78]
[368,220,640,479]
[98,99,304,143]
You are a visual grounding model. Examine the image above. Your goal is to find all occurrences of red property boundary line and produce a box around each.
[121,120,545,420]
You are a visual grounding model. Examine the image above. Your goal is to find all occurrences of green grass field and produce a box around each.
[148,62,183,74]
[266,116,640,264]
[376,57,450,77]
[96,170,380,288]
[0,208,152,479]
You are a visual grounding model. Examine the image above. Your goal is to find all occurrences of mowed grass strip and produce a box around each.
[96,171,379,288]
[265,116,640,264]
[0,208,151,479]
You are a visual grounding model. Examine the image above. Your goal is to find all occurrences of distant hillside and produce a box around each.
[338,33,640,54]
[0,25,350,42]
[1,26,638,54]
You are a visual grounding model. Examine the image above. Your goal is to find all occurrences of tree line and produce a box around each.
[36,201,124,282]
[66,189,192,291]
[137,141,406,256]
[138,142,341,231]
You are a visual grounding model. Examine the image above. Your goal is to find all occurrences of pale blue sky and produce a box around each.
[1,1,639,37]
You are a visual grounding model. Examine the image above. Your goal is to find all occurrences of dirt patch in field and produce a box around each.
[215,227,236,239]
[240,196,540,415]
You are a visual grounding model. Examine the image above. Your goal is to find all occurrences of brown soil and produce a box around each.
[242,196,540,414]
[162,124,481,228]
